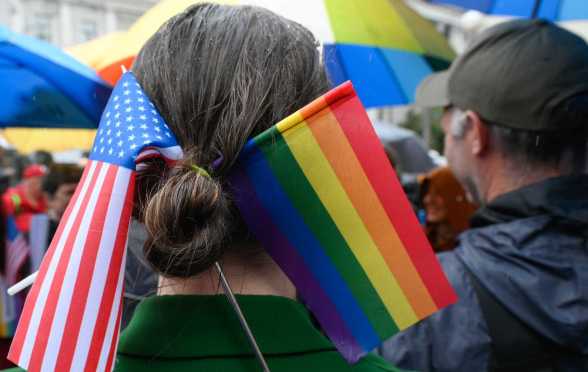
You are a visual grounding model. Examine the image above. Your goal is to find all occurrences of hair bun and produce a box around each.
[143,163,231,277]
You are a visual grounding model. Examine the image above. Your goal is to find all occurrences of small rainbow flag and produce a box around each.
[229,81,457,363]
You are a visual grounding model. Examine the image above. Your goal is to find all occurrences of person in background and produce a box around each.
[418,166,477,252]
[26,165,81,272]
[2,164,47,234]
[29,151,53,169]
[40,166,80,241]
[381,20,588,372]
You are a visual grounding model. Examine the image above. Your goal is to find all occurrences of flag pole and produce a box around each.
[214,261,271,372]
[7,271,37,296]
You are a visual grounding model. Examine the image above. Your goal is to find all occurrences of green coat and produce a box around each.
[5,294,409,372]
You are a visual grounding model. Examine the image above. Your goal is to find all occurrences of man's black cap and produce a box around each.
[416,19,588,132]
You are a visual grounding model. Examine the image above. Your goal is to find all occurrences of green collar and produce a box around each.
[118,295,336,359]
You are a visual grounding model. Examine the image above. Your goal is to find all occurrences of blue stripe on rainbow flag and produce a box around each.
[229,166,364,359]
[244,144,381,351]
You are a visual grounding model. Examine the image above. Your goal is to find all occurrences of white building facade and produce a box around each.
[1,0,157,47]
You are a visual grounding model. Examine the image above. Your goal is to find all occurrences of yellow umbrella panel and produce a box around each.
[94,0,453,106]
[2,128,96,154]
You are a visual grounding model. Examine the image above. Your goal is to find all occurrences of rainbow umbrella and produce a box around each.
[0,26,112,128]
[430,0,588,20]
[251,0,455,107]
[94,0,454,107]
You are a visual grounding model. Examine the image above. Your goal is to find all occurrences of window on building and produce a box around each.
[78,20,98,43]
[116,13,139,31]
[25,12,53,42]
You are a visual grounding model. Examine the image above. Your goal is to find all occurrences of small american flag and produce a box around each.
[1,216,29,338]
[9,72,183,372]
[5,216,30,286]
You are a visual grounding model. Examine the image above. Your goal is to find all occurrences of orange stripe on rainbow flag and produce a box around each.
[302,102,438,319]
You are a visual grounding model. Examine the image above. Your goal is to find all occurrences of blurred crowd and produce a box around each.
[0,152,83,368]
[1,4,588,372]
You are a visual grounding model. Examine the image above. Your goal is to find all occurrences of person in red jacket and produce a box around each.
[2,164,48,234]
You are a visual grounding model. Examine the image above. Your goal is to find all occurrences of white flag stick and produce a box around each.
[8,271,38,296]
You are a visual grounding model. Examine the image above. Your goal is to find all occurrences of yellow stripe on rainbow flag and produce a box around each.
[281,113,418,329]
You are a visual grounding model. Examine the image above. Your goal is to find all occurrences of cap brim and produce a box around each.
[415,70,451,108]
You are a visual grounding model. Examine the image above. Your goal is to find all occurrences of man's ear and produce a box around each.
[466,111,489,156]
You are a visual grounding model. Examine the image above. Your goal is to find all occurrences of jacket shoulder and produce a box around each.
[379,250,492,371]
[352,353,413,371]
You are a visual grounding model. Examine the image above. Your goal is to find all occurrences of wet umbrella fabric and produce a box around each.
[0,26,112,128]
[91,0,454,108]
[430,0,588,20]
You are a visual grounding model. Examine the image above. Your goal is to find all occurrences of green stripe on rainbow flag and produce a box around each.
[255,126,397,338]
[278,117,418,328]
[229,80,457,363]
[300,103,439,319]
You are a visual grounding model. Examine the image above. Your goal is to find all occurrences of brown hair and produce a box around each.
[132,3,329,277]
[419,167,477,252]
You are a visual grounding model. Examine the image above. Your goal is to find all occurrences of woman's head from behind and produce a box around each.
[133,3,329,279]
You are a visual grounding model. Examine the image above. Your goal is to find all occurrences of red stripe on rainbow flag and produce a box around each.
[302,101,438,319]
[326,86,457,308]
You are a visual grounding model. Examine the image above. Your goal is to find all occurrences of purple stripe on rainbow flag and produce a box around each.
[236,144,382,353]
[229,80,457,363]
[230,167,363,358]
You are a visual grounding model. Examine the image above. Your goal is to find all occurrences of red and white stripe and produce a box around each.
[6,233,30,286]
[135,145,183,171]
[9,160,135,372]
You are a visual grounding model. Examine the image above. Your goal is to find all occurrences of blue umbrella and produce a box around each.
[0,26,112,128]
[429,0,588,20]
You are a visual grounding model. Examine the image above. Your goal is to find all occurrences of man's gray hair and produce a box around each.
[449,108,470,139]
[448,107,587,174]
